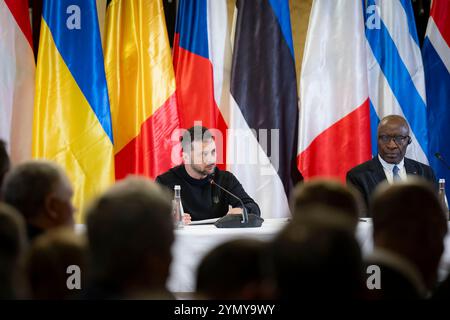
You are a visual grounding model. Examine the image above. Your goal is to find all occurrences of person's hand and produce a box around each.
[227,207,243,215]
[183,213,192,225]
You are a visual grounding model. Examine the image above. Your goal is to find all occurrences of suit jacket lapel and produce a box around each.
[370,157,387,185]
[404,158,418,176]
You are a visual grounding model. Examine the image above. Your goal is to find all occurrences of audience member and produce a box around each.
[367,179,447,299]
[291,179,362,232]
[0,203,27,299]
[2,161,75,242]
[432,274,450,300]
[196,239,275,299]
[269,208,365,300]
[85,177,174,299]
[25,227,86,299]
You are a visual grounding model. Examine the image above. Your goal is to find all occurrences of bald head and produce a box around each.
[378,115,409,132]
[377,115,411,164]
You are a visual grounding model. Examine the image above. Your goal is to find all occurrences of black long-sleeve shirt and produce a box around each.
[156,165,260,221]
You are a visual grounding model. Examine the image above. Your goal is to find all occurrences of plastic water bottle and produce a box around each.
[438,179,449,221]
[173,185,185,229]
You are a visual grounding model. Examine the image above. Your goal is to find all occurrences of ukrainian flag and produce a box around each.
[33,0,114,221]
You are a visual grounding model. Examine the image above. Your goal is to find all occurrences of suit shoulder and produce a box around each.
[404,158,436,178]
[347,158,377,176]
[404,157,431,169]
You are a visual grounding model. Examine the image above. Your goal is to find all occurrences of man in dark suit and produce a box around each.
[346,115,436,214]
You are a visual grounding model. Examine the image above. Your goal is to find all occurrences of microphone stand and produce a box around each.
[435,153,450,171]
[209,178,263,228]
[210,179,249,223]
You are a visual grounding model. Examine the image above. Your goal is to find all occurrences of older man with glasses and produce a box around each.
[346,115,436,215]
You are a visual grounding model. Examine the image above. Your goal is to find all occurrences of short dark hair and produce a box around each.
[2,161,63,220]
[270,214,364,299]
[25,228,86,299]
[0,203,26,299]
[291,179,362,230]
[0,140,10,191]
[180,126,213,153]
[370,179,447,239]
[196,239,270,299]
[86,177,174,292]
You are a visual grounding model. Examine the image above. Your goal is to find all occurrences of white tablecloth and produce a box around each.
[167,218,288,293]
[167,219,450,293]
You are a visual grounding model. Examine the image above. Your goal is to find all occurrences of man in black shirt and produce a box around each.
[156,126,260,223]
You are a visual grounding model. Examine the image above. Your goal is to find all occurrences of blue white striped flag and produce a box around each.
[365,0,429,163]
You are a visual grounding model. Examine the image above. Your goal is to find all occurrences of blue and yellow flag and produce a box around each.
[33,0,114,221]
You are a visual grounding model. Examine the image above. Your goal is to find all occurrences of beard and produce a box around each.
[191,163,215,177]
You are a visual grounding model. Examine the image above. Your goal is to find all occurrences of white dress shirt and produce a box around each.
[378,155,407,183]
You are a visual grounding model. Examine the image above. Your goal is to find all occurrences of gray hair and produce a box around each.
[2,161,65,219]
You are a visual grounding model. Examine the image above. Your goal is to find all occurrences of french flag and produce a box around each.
[298,0,372,182]
[423,0,450,195]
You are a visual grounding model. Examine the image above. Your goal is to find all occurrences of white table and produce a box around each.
[167,218,288,293]
[167,219,450,293]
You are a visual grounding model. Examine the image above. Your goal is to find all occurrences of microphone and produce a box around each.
[435,152,450,170]
[209,176,263,228]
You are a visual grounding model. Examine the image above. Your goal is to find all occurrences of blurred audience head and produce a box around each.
[291,179,362,231]
[0,139,10,195]
[2,161,75,241]
[196,239,275,300]
[25,227,86,299]
[270,207,364,299]
[0,203,27,299]
[370,178,448,290]
[86,177,174,299]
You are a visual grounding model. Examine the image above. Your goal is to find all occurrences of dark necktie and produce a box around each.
[393,165,401,182]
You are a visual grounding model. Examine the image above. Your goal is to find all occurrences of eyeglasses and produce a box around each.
[378,135,410,144]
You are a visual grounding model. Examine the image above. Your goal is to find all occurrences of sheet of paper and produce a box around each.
[189,218,220,225]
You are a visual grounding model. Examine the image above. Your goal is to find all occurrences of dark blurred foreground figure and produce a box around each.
[432,273,450,301]
[0,140,10,196]
[291,179,362,232]
[433,275,450,300]
[367,179,447,299]
[25,228,86,299]
[2,161,75,242]
[0,203,27,299]
[196,239,275,299]
[85,177,174,299]
[270,208,365,299]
